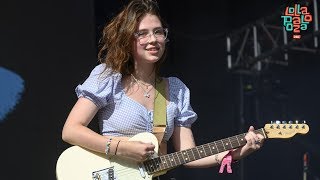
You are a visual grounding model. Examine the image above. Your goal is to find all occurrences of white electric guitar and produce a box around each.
[56,122,309,180]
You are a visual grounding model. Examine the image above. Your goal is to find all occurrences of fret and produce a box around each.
[177,151,185,165]
[220,140,226,151]
[182,150,190,163]
[146,160,155,173]
[148,160,155,173]
[191,148,197,160]
[213,141,220,153]
[197,146,206,158]
[159,157,165,170]
[150,159,157,173]
[173,152,182,166]
[168,153,176,167]
[209,142,218,154]
[164,154,172,169]
[222,138,232,150]
[170,153,178,167]
[187,149,196,162]
[186,150,192,163]
[154,157,161,171]
[203,144,212,156]
[201,145,207,156]
[227,137,233,149]
[238,133,246,146]
[194,146,202,160]
[159,156,168,170]
[143,161,151,173]
[230,136,238,148]
[235,135,241,146]
[195,146,201,159]
[207,143,213,155]
[257,129,266,138]
[150,158,157,172]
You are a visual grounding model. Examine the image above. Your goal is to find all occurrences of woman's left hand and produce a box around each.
[237,126,265,158]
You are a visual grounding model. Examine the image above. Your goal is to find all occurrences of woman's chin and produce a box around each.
[146,57,160,63]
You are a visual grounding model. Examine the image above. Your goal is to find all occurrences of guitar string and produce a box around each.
[109,129,265,175]
[112,143,246,176]
[145,131,261,172]
[111,125,308,175]
[132,136,245,172]
[156,132,257,171]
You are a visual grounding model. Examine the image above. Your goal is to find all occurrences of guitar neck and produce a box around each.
[143,128,266,174]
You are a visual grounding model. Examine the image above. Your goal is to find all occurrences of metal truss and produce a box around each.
[226,0,319,74]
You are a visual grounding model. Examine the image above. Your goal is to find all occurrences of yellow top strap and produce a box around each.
[153,78,167,127]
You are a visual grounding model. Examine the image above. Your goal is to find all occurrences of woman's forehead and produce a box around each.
[138,14,162,30]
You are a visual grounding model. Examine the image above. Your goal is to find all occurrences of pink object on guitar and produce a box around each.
[219,151,233,173]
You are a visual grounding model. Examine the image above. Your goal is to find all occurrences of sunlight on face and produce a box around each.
[132,13,166,65]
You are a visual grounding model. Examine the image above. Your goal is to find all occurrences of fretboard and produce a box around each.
[143,128,265,174]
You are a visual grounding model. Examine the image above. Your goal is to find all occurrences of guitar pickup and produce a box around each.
[92,166,117,180]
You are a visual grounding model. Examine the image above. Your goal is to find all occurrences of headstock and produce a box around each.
[264,120,309,139]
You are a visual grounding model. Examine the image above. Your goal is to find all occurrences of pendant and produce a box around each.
[144,93,150,98]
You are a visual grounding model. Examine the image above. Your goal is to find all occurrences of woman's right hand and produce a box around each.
[116,141,155,162]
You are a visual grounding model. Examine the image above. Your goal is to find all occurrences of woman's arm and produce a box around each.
[62,97,155,161]
[62,97,110,153]
[171,126,264,168]
[171,126,228,168]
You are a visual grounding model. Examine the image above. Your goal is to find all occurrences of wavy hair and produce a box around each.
[98,0,168,78]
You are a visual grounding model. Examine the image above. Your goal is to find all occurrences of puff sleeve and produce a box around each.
[171,77,198,127]
[75,64,116,109]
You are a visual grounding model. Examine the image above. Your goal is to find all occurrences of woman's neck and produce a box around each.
[132,62,156,84]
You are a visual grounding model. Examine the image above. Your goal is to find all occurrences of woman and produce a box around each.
[62,0,264,177]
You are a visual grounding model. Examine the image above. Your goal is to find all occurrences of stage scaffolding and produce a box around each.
[225,1,319,180]
[226,0,319,74]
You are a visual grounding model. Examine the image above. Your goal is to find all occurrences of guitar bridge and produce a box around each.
[92,166,117,180]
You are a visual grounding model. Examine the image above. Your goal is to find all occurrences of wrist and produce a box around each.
[232,146,253,160]
[114,140,121,155]
[113,140,126,156]
[215,154,221,165]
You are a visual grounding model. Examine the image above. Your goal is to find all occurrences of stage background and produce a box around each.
[0,0,319,179]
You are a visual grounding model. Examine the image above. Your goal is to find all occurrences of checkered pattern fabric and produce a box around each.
[75,64,197,141]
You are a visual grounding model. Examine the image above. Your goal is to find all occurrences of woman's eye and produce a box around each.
[155,29,164,35]
[137,31,148,37]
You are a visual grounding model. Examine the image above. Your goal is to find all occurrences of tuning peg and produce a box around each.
[289,121,293,124]
[270,121,274,124]
[295,120,299,124]
[302,120,306,124]
[282,121,287,124]
[276,120,281,124]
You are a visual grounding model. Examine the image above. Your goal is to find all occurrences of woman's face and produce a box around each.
[132,13,166,65]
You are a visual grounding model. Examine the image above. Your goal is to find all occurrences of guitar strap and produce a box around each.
[153,78,167,155]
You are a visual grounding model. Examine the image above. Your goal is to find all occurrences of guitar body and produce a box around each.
[56,132,159,180]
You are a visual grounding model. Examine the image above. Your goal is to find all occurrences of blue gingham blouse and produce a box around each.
[75,64,197,141]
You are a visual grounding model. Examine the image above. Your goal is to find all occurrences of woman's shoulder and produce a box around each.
[83,64,123,86]
[75,64,121,108]
[166,76,191,101]
[167,76,188,89]
[77,63,122,92]
[90,64,119,78]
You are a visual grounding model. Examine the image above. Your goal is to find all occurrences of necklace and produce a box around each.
[131,74,154,98]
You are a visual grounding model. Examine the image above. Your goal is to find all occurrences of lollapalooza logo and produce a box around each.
[281,4,313,39]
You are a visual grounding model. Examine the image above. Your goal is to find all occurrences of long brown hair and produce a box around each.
[98,0,168,77]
